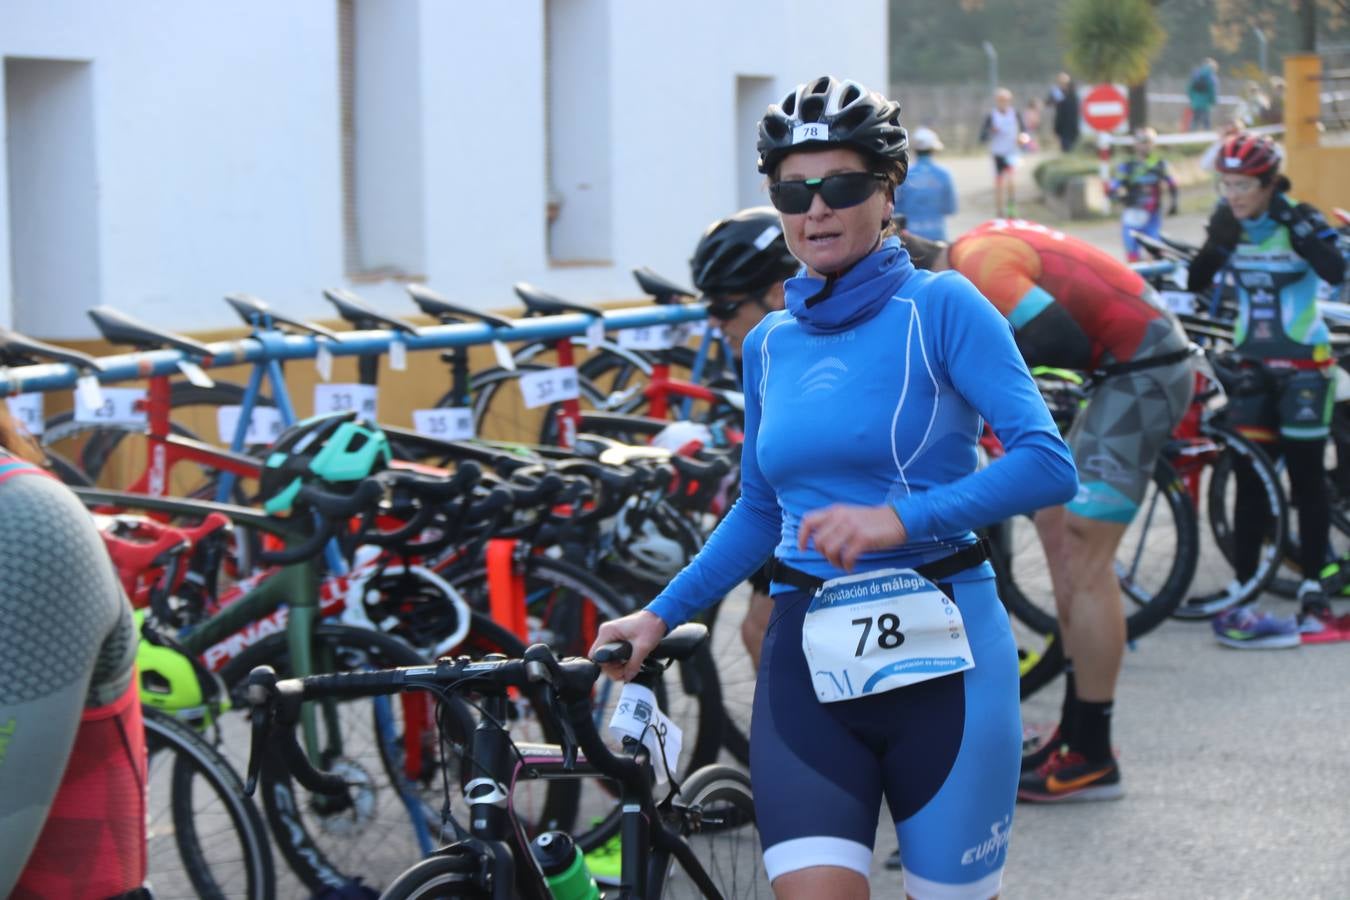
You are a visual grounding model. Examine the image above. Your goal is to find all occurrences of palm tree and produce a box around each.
[1063,0,1167,129]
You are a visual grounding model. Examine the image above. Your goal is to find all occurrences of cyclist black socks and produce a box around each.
[1074,699,1114,764]
[1058,663,1078,745]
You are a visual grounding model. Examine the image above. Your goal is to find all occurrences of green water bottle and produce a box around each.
[531,831,600,900]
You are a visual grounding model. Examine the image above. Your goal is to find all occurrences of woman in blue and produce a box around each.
[592,76,1077,899]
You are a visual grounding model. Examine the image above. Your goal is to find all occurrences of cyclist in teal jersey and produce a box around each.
[1188,133,1346,641]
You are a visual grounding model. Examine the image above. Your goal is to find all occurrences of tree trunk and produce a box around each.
[1128,81,1149,130]
[1300,0,1317,52]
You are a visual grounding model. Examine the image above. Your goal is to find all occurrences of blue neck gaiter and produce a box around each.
[784,236,916,335]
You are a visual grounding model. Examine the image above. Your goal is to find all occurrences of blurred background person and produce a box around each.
[893,126,957,241]
[1046,71,1081,153]
[979,87,1031,217]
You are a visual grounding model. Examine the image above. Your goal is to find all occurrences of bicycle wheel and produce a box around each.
[659,765,770,900]
[142,707,276,900]
[986,527,1065,699]
[464,364,606,445]
[218,623,456,893]
[1172,423,1288,618]
[376,850,486,899]
[996,456,1198,640]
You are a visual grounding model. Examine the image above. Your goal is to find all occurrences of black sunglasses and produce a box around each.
[768,171,886,214]
[704,287,770,321]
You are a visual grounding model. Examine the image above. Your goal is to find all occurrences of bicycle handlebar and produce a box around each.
[243,624,710,801]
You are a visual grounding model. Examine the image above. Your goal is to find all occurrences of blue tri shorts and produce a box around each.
[752,575,1021,899]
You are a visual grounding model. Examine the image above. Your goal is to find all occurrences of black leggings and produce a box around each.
[1234,438,1329,583]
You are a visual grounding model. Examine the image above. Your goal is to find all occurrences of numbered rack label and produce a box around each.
[412,407,475,440]
[314,383,378,419]
[73,387,147,425]
[4,393,44,436]
[518,366,580,409]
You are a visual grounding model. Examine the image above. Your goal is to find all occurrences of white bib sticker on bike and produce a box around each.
[74,387,147,425]
[801,568,974,704]
[517,366,579,409]
[607,682,683,784]
[412,407,475,439]
[617,324,692,350]
[216,405,285,445]
[1159,290,1197,314]
[314,383,377,418]
[5,393,43,436]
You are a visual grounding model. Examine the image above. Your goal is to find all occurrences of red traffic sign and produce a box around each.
[1082,84,1129,132]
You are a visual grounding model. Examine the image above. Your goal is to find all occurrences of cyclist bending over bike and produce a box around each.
[902,218,1196,803]
[690,205,799,666]
[0,406,149,898]
[1188,133,1346,642]
[594,76,1076,900]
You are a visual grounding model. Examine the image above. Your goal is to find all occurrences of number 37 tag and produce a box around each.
[801,568,974,703]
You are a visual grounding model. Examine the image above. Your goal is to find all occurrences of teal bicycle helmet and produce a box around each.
[259,410,391,515]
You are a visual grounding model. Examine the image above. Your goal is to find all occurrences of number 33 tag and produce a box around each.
[801,568,974,703]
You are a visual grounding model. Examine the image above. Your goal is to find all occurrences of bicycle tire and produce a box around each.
[461,364,606,446]
[1172,422,1288,618]
[142,706,276,900]
[986,529,1065,699]
[996,456,1198,640]
[218,623,454,893]
[659,764,769,900]
[375,849,487,899]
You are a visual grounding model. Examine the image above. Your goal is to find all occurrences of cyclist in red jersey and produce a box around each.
[0,406,149,899]
[903,219,1195,803]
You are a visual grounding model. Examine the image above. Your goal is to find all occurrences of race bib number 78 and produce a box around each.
[801,568,974,703]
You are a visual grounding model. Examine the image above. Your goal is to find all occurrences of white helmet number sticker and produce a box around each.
[793,123,829,144]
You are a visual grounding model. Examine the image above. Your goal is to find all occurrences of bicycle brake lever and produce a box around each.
[243,665,278,796]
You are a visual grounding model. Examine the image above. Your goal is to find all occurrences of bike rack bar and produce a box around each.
[0,304,707,395]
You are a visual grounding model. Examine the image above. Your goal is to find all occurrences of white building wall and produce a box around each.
[0,0,885,339]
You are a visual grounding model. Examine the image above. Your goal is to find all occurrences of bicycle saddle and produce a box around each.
[0,327,106,371]
[87,306,214,357]
[322,288,420,334]
[632,267,696,304]
[406,284,513,328]
[224,294,341,340]
[512,282,602,318]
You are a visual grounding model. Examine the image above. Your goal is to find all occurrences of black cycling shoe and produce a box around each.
[1021,727,1064,773]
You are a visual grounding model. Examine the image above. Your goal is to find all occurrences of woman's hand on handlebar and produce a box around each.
[589,610,668,682]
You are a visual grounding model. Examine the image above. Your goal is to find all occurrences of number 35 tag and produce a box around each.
[801,568,974,703]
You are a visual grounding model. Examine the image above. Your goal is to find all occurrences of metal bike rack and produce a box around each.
[0,303,707,396]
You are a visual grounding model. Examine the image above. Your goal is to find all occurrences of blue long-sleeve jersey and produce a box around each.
[894,155,958,241]
[646,243,1078,627]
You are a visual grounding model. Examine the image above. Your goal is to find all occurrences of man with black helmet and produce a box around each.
[594,75,1076,899]
[691,206,799,664]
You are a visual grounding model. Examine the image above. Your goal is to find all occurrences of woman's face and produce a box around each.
[1220,174,1275,220]
[775,148,890,278]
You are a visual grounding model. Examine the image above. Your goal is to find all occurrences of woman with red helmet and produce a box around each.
[1188,132,1347,644]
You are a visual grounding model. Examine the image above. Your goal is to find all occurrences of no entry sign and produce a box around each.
[1082,84,1129,132]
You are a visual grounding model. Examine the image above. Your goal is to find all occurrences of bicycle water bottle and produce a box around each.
[530,831,600,900]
